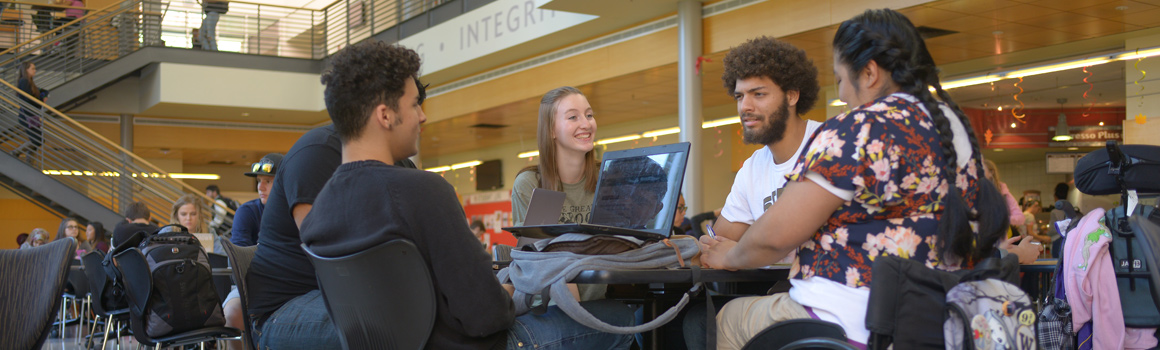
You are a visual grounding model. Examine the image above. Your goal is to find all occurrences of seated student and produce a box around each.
[300,41,633,350]
[698,9,1009,349]
[112,202,158,246]
[231,153,282,247]
[712,36,823,265]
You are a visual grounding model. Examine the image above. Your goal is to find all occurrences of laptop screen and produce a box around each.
[588,145,688,234]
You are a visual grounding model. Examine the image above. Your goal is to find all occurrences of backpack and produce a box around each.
[496,234,700,334]
[864,255,1025,350]
[118,224,225,338]
[1036,206,1084,350]
[944,276,1038,350]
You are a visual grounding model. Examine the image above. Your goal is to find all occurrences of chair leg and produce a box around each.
[101,314,113,350]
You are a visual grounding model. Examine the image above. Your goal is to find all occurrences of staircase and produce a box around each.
[0,77,216,226]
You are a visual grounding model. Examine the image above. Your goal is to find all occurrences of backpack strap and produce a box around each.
[550,276,702,334]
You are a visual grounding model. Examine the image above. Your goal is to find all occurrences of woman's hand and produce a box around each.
[698,235,738,271]
[1000,235,1041,264]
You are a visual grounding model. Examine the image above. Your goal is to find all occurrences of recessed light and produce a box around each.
[1067,147,1079,150]
[1116,5,1129,11]
[994,149,1005,152]
[992,30,1004,35]
[1099,121,1105,126]
[1010,122,1017,128]
[241,112,250,117]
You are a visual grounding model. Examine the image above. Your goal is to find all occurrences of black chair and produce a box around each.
[740,319,856,350]
[57,259,89,341]
[220,240,258,350]
[112,248,240,349]
[0,238,76,349]
[302,240,436,350]
[81,251,131,350]
[207,252,232,302]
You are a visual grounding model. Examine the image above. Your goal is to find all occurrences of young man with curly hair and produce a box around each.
[712,36,822,263]
[246,40,418,348]
[290,40,633,349]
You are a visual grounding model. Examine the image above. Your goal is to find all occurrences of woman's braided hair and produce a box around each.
[833,9,1009,264]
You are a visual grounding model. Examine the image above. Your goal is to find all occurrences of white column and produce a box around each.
[678,0,704,215]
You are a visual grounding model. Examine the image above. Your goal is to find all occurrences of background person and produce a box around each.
[198,0,227,50]
[112,201,159,246]
[87,221,110,253]
[231,153,282,247]
[55,216,92,256]
[13,62,46,161]
[171,193,208,233]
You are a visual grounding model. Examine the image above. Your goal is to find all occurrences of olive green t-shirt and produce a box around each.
[511,170,594,226]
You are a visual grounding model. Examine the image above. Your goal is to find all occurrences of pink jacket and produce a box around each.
[999,182,1024,228]
[1063,208,1158,349]
[64,0,85,19]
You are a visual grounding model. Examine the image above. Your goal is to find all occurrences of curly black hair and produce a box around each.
[722,36,820,115]
[321,40,421,142]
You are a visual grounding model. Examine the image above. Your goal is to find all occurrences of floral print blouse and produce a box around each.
[786,93,981,289]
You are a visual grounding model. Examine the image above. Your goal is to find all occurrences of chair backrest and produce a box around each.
[80,251,118,315]
[492,244,513,261]
[740,319,850,350]
[303,240,436,350]
[207,252,231,302]
[66,258,89,297]
[220,240,258,350]
[0,237,76,349]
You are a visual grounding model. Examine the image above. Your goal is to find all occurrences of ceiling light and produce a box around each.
[642,127,681,138]
[1067,147,1079,150]
[169,173,221,180]
[425,165,451,172]
[451,160,483,170]
[1010,122,1017,128]
[596,134,642,145]
[702,116,740,128]
[997,106,1003,111]
[517,151,539,158]
[1052,113,1073,142]
[941,45,1160,90]
[829,99,847,106]
[1099,121,1105,126]
[994,149,1005,152]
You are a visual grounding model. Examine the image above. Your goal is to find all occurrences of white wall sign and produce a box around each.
[398,0,597,75]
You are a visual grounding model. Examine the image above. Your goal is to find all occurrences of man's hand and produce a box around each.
[698,235,738,271]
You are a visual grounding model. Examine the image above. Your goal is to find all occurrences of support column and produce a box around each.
[118,114,134,209]
[678,0,704,215]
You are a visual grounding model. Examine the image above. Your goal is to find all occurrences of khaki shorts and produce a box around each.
[716,293,810,350]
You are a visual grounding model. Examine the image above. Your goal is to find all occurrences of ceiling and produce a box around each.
[418,0,1160,158]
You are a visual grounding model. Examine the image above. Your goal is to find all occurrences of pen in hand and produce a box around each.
[705,223,717,239]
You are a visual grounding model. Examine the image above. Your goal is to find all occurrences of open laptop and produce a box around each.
[503,142,690,240]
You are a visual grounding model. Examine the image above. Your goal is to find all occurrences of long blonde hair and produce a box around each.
[517,86,599,192]
[170,193,206,233]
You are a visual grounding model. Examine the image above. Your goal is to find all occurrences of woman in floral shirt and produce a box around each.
[700,9,1010,349]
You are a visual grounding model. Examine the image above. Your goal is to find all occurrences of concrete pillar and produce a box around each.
[1124,33,1160,146]
[678,0,704,215]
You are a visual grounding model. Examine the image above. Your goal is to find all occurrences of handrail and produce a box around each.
[0,0,97,11]
[0,77,234,217]
[0,0,126,58]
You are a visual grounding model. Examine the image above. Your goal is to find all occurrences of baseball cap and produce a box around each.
[245,153,283,177]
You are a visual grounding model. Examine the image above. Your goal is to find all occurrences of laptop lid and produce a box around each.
[587,142,691,238]
[522,188,566,226]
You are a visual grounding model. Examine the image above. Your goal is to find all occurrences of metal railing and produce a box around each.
[0,77,224,228]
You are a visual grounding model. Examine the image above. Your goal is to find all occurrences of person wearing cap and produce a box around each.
[221,152,281,350]
[232,152,282,247]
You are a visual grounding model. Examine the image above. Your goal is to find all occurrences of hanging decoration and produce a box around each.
[714,128,724,158]
[1134,52,1148,124]
[1011,77,1026,122]
[696,56,713,75]
[984,129,993,146]
[1082,66,1095,117]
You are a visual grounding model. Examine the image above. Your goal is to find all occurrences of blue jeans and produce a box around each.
[253,290,341,350]
[507,299,635,350]
[200,11,220,50]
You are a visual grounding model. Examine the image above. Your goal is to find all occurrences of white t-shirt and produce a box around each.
[720,119,822,263]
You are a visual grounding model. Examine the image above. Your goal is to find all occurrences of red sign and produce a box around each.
[963,107,1125,149]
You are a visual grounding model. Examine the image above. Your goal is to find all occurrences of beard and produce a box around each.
[742,96,791,145]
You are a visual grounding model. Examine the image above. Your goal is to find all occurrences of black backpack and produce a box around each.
[115,224,225,338]
[1074,141,1160,328]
